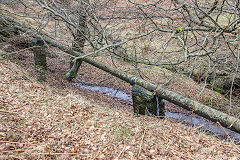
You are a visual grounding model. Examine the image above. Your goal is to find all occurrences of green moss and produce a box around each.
[184,93,191,99]
[0,36,6,42]
[0,55,5,60]
[232,108,240,115]
[213,87,225,94]
[59,59,67,64]
[210,77,230,94]
[35,64,51,73]
[202,97,217,107]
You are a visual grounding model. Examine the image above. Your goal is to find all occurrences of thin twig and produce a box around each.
[0,110,18,114]
[0,141,39,145]
[34,152,88,155]
[216,121,240,152]
[137,129,146,157]
[115,145,126,160]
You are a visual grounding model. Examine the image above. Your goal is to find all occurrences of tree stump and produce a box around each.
[132,84,165,118]
[32,38,47,69]
[32,38,47,82]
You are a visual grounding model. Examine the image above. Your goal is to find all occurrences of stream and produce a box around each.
[72,82,240,143]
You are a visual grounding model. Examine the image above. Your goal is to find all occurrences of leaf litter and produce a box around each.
[0,58,240,159]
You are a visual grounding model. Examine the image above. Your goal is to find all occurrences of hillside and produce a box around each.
[1,1,240,159]
[0,51,239,159]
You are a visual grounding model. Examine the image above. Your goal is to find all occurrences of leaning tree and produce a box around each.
[1,0,239,105]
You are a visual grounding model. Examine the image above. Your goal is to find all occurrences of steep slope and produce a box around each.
[0,52,239,159]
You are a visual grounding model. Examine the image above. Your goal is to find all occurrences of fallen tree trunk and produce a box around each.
[12,19,240,134]
[30,35,240,133]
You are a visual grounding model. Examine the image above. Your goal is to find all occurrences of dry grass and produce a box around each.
[0,51,240,159]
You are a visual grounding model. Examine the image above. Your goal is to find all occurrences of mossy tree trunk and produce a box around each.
[0,17,19,42]
[32,38,47,69]
[32,38,47,81]
[65,59,83,81]
[132,84,165,118]
[65,0,89,81]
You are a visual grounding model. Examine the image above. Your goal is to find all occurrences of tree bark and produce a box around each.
[65,0,89,81]
[65,59,83,81]
[32,38,47,70]
[132,84,165,118]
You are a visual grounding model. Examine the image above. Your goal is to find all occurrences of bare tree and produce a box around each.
[1,0,239,102]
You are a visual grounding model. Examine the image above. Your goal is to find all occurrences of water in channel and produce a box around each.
[72,82,240,143]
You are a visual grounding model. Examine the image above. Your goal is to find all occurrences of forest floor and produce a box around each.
[1,1,240,159]
[1,34,240,159]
